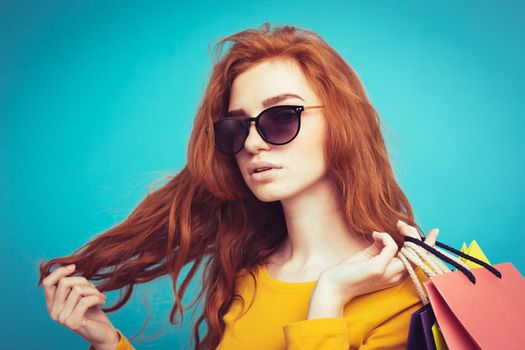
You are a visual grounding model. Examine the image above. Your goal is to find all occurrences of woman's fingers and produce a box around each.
[41,264,118,348]
[385,257,409,284]
[66,295,106,332]
[373,231,407,278]
[424,228,439,247]
[50,276,95,320]
[397,220,420,239]
[368,232,408,287]
[370,231,398,272]
[42,264,77,311]
[57,285,106,324]
[395,221,441,277]
[397,220,440,247]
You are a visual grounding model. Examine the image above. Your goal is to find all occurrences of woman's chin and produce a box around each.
[252,190,287,203]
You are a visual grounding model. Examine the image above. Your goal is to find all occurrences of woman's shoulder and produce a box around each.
[232,265,260,293]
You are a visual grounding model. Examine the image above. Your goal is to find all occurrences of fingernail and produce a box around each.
[67,264,75,270]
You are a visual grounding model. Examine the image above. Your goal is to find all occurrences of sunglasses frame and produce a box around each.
[208,104,325,156]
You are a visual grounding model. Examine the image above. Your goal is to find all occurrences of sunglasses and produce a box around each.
[208,104,325,156]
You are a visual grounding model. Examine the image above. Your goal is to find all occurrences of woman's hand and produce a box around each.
[42,264,120,350]
[315,220,439,309]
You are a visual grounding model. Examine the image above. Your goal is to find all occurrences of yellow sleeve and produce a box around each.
[282,317,350,349]
[359,299,423,350]
[87,329,136,350]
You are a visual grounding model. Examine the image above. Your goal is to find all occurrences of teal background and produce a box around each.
[1,1,523,348]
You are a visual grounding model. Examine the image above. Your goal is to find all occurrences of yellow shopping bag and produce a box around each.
[460,240,491,267]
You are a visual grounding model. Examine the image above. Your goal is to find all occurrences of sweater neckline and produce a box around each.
[257,264,318,290]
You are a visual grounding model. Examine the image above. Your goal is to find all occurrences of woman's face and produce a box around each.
[229,58,329,202]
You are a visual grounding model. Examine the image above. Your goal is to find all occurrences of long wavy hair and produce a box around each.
[37,22,422,350]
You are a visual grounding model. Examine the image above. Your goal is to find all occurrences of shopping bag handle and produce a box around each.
[403,236,502,284]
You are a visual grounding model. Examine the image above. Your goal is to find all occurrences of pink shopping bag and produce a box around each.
[424,262,525,350]
[403,236,525,350]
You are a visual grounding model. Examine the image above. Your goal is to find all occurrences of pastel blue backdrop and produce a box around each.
[1,1,523,349]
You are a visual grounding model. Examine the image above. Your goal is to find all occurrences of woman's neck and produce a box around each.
[275,176,370,273]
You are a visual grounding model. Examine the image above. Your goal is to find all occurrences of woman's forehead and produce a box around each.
[228,60,315,112]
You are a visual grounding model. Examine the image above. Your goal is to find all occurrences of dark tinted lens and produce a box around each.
[213,118,247,155]
[259,106,299,144]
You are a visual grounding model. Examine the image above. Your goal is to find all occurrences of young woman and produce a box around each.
[38,23,439,350]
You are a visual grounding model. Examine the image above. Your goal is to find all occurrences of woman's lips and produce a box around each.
[250,167,281,181]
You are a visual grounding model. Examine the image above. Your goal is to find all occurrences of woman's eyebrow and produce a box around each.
[226,93,304,118]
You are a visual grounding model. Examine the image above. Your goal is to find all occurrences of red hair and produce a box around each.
[37,22,421,349]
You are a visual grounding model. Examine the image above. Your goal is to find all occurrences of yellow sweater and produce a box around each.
[96,264,427,350]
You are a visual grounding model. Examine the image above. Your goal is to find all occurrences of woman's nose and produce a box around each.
[243,121,271,153]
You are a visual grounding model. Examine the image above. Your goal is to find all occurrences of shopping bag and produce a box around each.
[460,240,491,267]
[402,236,525,350]
[411,239,491,350]
[406,296,449,350]
[426,239,492,350]
[406,303,438,350]
[431,322,448,350]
